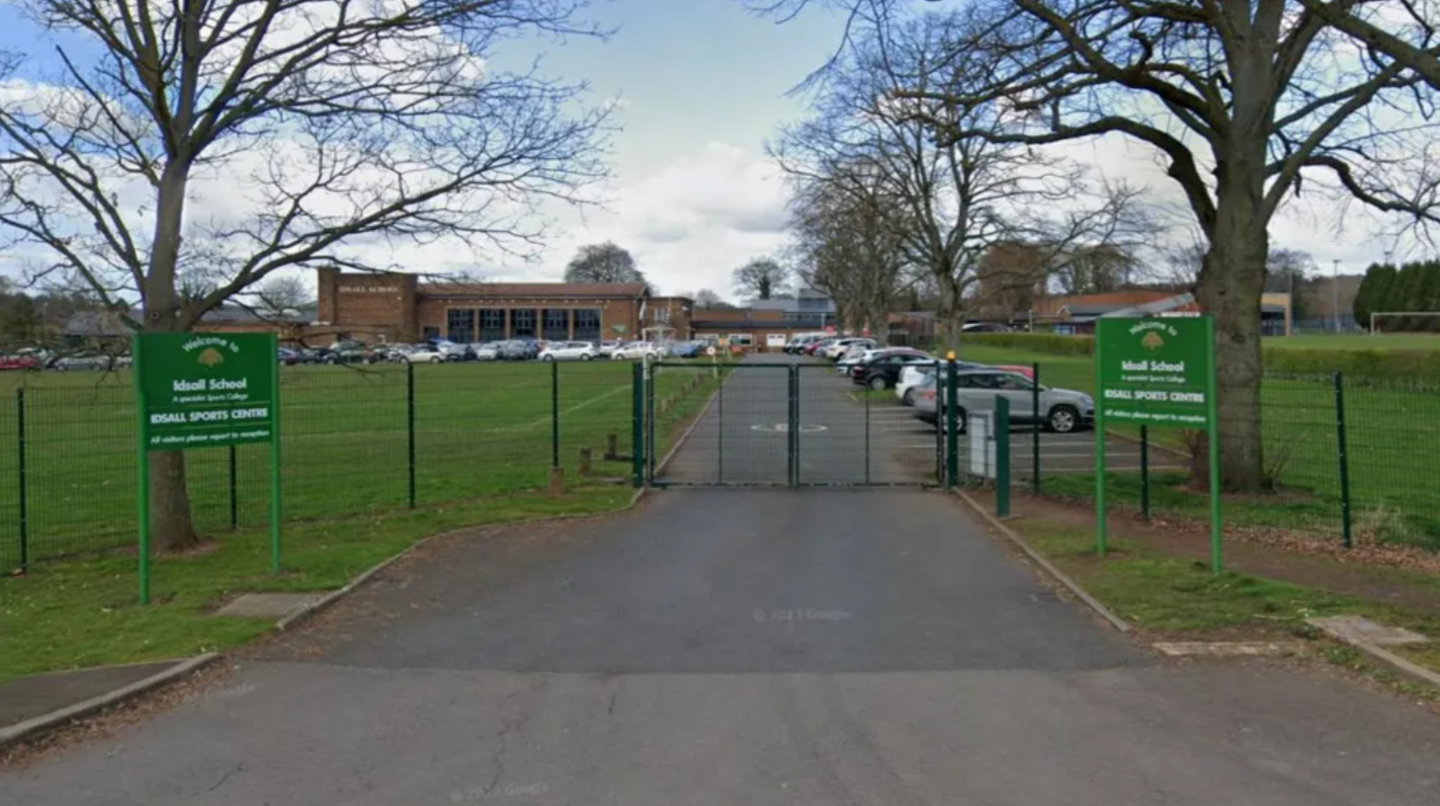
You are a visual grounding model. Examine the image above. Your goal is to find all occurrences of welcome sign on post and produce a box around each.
[1095,316,1222,572]
[133,332,282,603]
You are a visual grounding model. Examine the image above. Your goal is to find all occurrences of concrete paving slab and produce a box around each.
[216,592,326,619]
[1307,615,1430,646]
[1153,641,1307,657]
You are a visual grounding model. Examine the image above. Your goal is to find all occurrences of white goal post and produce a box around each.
[1370,312,1440,333]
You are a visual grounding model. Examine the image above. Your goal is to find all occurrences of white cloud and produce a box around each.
[488,142,792,298]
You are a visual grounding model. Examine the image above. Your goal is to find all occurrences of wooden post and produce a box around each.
[579,447,593,476]
[606,433,618,460]
[547,466,565,497]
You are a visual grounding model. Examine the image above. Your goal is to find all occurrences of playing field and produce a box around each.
[0,361,721,565]
[1265,333,1440,350]
[960,344,1440,548]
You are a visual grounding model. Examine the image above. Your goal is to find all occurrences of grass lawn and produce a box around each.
[0,485,636,684]
[1265,333,1440,350]
[959,344,1440,548]
[0,360,725,567]
[1008,513,1440,696]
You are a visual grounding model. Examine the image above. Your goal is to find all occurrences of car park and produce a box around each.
[473,342,501,361]
[436,341,472,362]
[539,341,598,361]
[321,340,377,365]
[803,338,837,356]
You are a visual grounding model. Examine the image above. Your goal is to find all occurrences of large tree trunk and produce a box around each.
[934,274,964,355]
[143,160,200,551]
[1192,152,1269,492]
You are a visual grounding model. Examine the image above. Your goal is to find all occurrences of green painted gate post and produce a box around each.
[15,388,27,573]
[227,444,238,529]
[1031,362,1041,493]
[550,359,560,469]
[945,360,959,488]
[1334,371,1352,549]
[788,366,800,488]
[995,395,1011,517]
[1140,425,1150,522]
[631,361,644,487]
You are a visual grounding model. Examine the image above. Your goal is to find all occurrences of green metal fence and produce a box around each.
[999,363,1440,552]
[0,361,720,570]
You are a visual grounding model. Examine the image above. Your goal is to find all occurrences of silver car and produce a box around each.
[53,353,114,371]
[912,370,1094,433]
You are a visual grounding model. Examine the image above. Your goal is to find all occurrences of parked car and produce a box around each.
[0,354,41,371]
[405,346,448,363]
[961,322,1012,333]
[836,347,928,374]
[803,338,837,356]
[277,348,302,366]
[497,340,538,361]
[436,341,472,362]
[610,341,662,360]
[912,369,1094,433]
[824,338,876,360]
[853,353,940,390]
[322,340,376,365]
[784,333,829,354]
[53,353,114,371]
[664,341,699,358]
[473,342,501,361]
[895,361,990,406]
[540,341,598,361]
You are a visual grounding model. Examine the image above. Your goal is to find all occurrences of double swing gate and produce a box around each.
[631,359,968,488]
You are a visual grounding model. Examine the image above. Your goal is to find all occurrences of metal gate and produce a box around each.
[638,359,958,488]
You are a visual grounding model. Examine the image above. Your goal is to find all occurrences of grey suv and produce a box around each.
[914,369,1094,433]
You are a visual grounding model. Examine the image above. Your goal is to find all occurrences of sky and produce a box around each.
[0,0,1415,303]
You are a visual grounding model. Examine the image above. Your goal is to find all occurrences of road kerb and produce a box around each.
[0,654,219,750]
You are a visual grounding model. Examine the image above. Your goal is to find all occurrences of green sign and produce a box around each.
[136,333,278,448]
[1096,316,1213,428]
[1094,315,1221,573]
[132,331,282,604]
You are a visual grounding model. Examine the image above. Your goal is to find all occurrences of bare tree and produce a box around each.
[773,12,1146,349]
[733,257,791,300]
[564,242,644,285]
[802,0,1440,491]
[0,0,610,549]
[1296,0,1440,89]
[693,289,729,308]
[786,158,913,340]
[250,275,314,319]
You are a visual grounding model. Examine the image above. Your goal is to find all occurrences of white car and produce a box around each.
[824,338,875,360]
[540,341,598,361]
[405,347,448,363]
[473,342,501,361]
[610,341,661,360]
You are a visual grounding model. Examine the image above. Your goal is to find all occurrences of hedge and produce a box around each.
[963,332,1440,382]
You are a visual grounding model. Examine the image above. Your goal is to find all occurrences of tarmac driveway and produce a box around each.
[3,489,1440,805]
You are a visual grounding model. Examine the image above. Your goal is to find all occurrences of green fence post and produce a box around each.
[1140,425,1150,522]
[407,361,417,508]
[1334,371,1352,549]
[16,388,28,573]
[864,374,871,485]
[551,359,560,469]
[1031,362,1041,493]
[788,366,799,488]
[945,360,959,488]
[227,444,238,530]
[647,362,656,483]
[631,361,644,487]
[996,395,1011,517]
[717,372,724,483]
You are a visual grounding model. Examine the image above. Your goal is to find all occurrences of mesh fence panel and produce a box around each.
[1342,376,1440,549]
[0,391,17,570]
